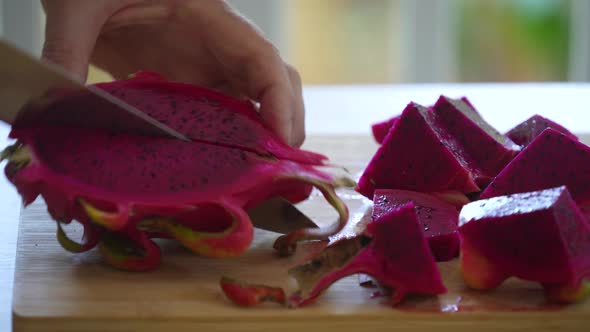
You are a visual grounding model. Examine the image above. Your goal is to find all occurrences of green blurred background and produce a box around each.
[0,0,585,85]
[276,0,577,84]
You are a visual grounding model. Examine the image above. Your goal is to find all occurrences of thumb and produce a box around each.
[41,0,111,82]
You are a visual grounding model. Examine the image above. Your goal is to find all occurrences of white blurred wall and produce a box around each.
[0,0,45,55]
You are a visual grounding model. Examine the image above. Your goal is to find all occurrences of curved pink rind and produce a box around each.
[79,199,130,231]
[289,203,446,307]
[56,220,101,253]
[99,232,162,271]
[273,176,349,257]
[219,276,286,307]
[137,200,254,258]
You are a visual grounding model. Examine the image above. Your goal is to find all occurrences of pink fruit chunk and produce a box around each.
[287,202,447,307]
[371,116,399,144]
[459,186,590,303]
[480,128,590,207]
[358,96,520,200]
[220,277,286,307]
[369,96,483,147]
[506,114,578,147]
[432,96,521,187]
[357,102,481,199]
[373,189,460,261]
[1,74,350,271]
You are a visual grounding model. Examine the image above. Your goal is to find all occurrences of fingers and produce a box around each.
[256,76,294,146]
[285,64,306,147]
[231,43,296,146]
[189,1,304,146]
[41,0,133,81]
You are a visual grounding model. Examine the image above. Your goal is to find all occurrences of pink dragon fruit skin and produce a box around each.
[480,128,590,207]
[373,189,460,261]
[432,96,521,188]
[285,202,447,307]
[506,114,578,147]
[371,116,399,144]
[459,186,590,303]
[221,202,447,307]
[2,75,351,270]
[357,102,480,199]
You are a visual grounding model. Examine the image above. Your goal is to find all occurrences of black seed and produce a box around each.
[311,259,322,269]
[359,235,372,246]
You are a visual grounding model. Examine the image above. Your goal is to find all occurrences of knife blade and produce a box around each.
[0,39,188,141]
[248,197,318,234]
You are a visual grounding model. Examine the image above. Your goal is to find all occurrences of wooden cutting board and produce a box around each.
[12,135,590,332]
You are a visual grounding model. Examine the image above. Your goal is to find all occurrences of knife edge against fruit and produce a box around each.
[0,39,318,234]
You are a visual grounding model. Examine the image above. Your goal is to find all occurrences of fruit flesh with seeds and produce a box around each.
[373,189,460,261]
[506,114,578,147]
[359,96,520,200]
[96,71,327,165]
[480,128,590,208]
[459,186,590,303]
[357,102,481,199]
[370,97,476,146]
[371,116,399,144]
[1,73,350,271]
[432,96,520,188]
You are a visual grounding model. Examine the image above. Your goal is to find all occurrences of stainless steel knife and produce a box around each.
[0,39,189,140]
[0,39,317,234]
[247,197,318,234]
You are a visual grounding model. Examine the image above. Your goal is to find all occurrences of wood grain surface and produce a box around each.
[12,135,590,332]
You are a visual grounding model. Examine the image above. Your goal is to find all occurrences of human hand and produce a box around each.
[41,0,305,146]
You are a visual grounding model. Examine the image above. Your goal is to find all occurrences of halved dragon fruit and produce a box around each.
[459,186,590,303]
[1,74,350,271]
[223,202,447,307]
[480,128,590,207]
[506,114,578,147]
[357,96,519,200]
[371,116,398,144]
[373,189,460,261]
[15,71,326,166]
